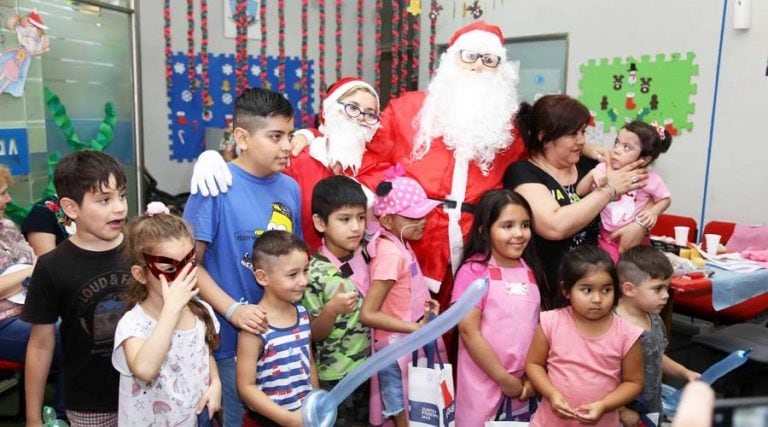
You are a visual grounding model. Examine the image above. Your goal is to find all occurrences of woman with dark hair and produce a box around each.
[503,95,648,294]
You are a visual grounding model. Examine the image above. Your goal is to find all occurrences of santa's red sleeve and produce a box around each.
[357,91,427,190]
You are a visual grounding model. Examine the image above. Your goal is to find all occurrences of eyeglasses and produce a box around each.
[142,247,196,282]
[458,50,502,68]
[337,101,380,125]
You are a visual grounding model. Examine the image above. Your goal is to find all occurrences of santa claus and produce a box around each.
[355,21,525,304]
[190,21,526,306]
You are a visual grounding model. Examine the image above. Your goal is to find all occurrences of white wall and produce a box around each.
[139,1,767,228]
[138,0,378,195]
[418,0,767,229]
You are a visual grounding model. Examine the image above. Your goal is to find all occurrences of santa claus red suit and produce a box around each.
[356,21,526,308]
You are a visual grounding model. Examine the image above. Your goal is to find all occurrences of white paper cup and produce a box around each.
[674,226,689,246]
[705,234,721,256]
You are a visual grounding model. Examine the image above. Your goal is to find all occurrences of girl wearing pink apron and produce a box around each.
[453,258,540,425]
[451,189,545,426]
[362,169,444,426]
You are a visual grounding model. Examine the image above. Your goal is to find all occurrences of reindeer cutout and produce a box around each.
[612,74,624,91]
[640,77,653,94]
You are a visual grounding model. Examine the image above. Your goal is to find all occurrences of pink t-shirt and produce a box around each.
[369,237,414,343]
[594,163,670,232]
[531,307,643,427]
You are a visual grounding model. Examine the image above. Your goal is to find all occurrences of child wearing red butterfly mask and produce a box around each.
[112,202,222,426]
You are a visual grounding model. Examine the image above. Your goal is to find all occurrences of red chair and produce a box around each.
[0,359,25,420]
[651,213,698,242]
[672,220,768,323]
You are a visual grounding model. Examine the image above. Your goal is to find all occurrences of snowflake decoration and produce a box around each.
[173,62,186,74]
[295,68,302,78]
[195,64,202,75]
[273,68,280,77]
[222,64,233,75]
[222,93,233,105]
[181,90,193,102]
[250,65,261,76]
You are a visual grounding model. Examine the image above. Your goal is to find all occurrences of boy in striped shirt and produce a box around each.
[236,231,318,426]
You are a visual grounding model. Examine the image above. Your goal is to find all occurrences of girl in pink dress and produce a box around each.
[452,189,547,425]
[526,245,644,426]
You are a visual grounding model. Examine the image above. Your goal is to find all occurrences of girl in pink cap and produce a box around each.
[360,165,442,427]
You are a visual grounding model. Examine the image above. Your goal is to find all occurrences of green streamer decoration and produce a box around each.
[5,88,117,226]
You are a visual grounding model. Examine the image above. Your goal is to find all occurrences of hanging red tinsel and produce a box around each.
[374,0,382,92]
[334,0,343,83]
[356,0,364,77]
[277,0,286,93]
[391,0,400,98]
[186,0,196,86]
[428,0,441,76]
[300,0,309,125]
[318,0,327,96]
[200,0,210,111]
[399,0,409,94]
[259,0,268,86]
[234,0,248,94]
[163,0,172,91]
[410,0,420,88]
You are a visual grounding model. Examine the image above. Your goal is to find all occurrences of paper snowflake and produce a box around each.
[222,93,233,105]
[173,62,186,74]
[295,68,302,78]
[222,64,233,75]
[195,64,202,75]
[251,65,261,76]
[181,90,193,102]
[273,68,280,77]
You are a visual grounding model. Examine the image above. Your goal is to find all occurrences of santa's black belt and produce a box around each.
[431,198,476,214]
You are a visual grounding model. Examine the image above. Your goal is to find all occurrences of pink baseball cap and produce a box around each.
[373,166,441,219]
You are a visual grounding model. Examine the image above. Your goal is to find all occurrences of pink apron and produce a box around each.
[367,229,447,426]
[455,258,540,426]
[317,243,371,296]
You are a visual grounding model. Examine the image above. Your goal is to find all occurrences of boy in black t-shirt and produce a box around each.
[22,151,130,427]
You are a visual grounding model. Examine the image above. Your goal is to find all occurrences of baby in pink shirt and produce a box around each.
[578,120,673,261]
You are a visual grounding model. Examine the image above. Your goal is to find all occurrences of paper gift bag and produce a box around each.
[407,341,455,427]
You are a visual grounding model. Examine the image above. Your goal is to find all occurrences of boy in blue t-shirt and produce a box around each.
[184,87,302,426]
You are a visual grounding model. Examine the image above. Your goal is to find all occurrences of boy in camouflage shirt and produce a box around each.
[302,176,371,425]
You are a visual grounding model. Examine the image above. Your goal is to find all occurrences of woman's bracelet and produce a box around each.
[225,301,245,322]
[598,183,617,200]
[634,218,650,233]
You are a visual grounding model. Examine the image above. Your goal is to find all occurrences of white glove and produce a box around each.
[190,150,231,197]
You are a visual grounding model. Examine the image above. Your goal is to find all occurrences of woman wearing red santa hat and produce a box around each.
[283,77,381,250]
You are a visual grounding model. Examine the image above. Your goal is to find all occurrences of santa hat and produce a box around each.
[448,21,505,59]
[321,77,380,120]
[27,9,48,30]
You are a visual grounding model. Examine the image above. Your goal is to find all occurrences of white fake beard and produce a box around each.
[413,52,519,174]
[320,107,379,175]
